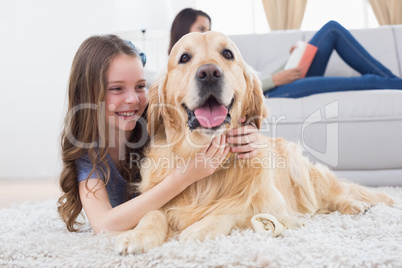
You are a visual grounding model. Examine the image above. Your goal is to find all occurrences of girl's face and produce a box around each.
[189,15,211,33]
[105,54,148,135]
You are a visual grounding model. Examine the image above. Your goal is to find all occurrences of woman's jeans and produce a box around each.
[267,20,402,98]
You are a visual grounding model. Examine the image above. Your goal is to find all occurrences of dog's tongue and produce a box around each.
[194,98,228,128]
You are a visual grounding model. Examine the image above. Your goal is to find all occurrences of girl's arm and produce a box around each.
[80,134,229,233]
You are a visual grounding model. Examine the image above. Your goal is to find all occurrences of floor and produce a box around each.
[0,178,61,209]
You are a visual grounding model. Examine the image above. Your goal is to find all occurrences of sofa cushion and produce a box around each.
[334,169,402,186]
[264,90,402,170]
[266,89,402,123]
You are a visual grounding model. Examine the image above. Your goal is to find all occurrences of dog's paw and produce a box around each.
[179,222,224,243]
[339,200,371,215]
[179,226,210,242]
[179,215,235,243]
[115,229,163,254]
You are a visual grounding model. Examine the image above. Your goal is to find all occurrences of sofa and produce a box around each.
[229,25,402,187]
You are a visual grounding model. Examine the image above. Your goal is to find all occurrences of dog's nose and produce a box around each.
[196,64,222,84]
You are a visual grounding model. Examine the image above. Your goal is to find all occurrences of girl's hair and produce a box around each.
[57,34,149,232]
[168,8,211,55]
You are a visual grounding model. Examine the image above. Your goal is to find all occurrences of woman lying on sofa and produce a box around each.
[261,20,402,98]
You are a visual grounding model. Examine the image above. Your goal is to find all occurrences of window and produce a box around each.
[195,0,378,34]
[301,0,378,30]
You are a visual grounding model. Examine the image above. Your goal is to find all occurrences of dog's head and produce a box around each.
[148,31,268,144]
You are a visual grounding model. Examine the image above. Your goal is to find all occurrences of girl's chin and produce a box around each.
[117,116,141,131]
[112,121,137,133]
[122,121,137,131]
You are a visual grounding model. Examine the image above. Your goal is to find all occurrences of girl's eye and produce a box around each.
[222,49,234,60]
[179,53,191,64]
[136,84,146,90]
[110,87,122,91]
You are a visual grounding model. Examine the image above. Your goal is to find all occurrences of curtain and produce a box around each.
[369,0,402,25]
[261,0,308,31]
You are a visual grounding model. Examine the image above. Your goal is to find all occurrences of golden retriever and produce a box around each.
[116,31,394,254]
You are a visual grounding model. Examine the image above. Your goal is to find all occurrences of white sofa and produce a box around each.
[230,25,402,187]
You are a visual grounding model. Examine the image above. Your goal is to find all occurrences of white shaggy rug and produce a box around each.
[1,187,402,268]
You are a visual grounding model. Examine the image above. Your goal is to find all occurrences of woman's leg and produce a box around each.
[306,20,397,78]
[266,75,402,98]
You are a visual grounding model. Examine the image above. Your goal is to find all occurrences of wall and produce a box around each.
[0,0,114,179]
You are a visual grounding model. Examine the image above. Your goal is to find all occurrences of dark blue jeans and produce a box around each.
[267,20,402,98]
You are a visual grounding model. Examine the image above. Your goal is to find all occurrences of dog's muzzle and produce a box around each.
[184,64,234,131]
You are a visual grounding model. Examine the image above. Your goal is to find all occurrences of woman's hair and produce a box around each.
[57,34,149,232]
[168,8,211,55]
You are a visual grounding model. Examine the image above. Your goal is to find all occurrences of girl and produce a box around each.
[57,34,261,233]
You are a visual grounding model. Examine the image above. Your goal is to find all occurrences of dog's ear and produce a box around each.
[242,64,268,129]
[147,71,168,135]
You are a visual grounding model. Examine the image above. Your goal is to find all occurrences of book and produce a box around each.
[283,41,318,78]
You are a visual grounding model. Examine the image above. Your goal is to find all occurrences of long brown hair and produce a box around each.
[168,8,211,55]
[57,34,149,232]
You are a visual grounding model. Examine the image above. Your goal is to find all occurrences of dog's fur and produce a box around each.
[116,31,394,254]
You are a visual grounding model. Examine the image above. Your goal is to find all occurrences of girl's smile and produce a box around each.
[115,110,139,120]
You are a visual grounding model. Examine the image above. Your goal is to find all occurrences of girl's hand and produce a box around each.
[226,117,265,159]
[175,134,230,185]
[272,67,303,86]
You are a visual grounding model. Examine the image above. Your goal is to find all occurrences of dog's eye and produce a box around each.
[179,53,191,64]
[222,49,234,60]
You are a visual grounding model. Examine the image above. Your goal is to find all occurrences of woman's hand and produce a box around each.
[272,67,303,86]
[289,44,298,54]
[175,134,230,185]
[226,117,265,159]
